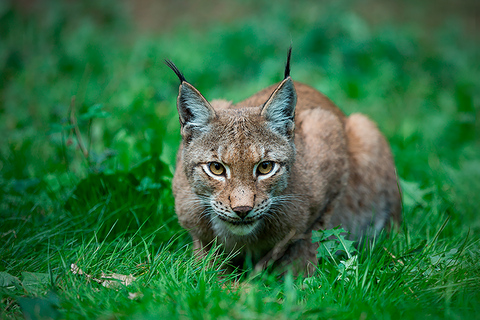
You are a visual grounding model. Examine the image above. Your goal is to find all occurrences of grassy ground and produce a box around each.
[1,0,479,318]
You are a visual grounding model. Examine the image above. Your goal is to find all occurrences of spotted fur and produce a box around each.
[168,50,401,276]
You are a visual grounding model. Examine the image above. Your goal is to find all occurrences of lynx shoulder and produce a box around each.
[166,49,401,275]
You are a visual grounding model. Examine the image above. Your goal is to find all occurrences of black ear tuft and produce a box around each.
[165,59,187,84]
[284,46,292,79]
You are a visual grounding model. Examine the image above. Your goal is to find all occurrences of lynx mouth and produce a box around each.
[214,215,261,236]
[216,215,259,225]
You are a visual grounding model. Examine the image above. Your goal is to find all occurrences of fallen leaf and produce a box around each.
[70,263,84,275]
[100,272,136,289]
[128,292,143,300]
[71,263,136,290]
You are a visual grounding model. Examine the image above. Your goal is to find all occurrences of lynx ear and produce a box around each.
[177,82,215,129]
[260,77,297,137]
[165,60,216,133]
[261,47,296,136]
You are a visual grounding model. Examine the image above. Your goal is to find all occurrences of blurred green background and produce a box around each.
[0,0,479,317]
[1,0,478,234]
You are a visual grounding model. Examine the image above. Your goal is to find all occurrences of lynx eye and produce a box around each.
[257,161,274,175]
[209,162,225,176]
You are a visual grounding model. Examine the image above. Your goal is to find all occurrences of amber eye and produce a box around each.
[257,161,274,175]
[209,162,225,176]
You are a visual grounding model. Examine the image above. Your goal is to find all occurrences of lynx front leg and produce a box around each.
[253,204,338,277]
[276,236,318,277]
[192,238,210,260]
[192,237,242,274]
[254,230,318,277]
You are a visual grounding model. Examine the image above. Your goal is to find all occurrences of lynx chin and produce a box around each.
[166,48,401,276]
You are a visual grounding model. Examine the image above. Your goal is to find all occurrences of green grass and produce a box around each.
[1,0,479,318]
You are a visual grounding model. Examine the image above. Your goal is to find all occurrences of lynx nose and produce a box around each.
[232,206,253,220]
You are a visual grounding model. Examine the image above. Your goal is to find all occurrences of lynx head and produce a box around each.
[166,48,297,238]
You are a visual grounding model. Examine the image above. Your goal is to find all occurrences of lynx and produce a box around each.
[166,48,401,275]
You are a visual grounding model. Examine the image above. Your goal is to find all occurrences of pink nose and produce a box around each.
[232,206,253,219]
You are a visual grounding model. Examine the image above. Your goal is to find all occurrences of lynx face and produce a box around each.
[182,107,296,236]
[165,58,298,237]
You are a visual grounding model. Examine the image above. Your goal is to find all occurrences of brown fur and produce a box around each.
[170,64,401,276]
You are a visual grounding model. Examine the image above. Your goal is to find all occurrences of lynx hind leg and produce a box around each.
[337,113,401,239]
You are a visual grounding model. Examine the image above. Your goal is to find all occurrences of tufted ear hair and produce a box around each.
[165,60,216,137]
[260,47,297,137]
